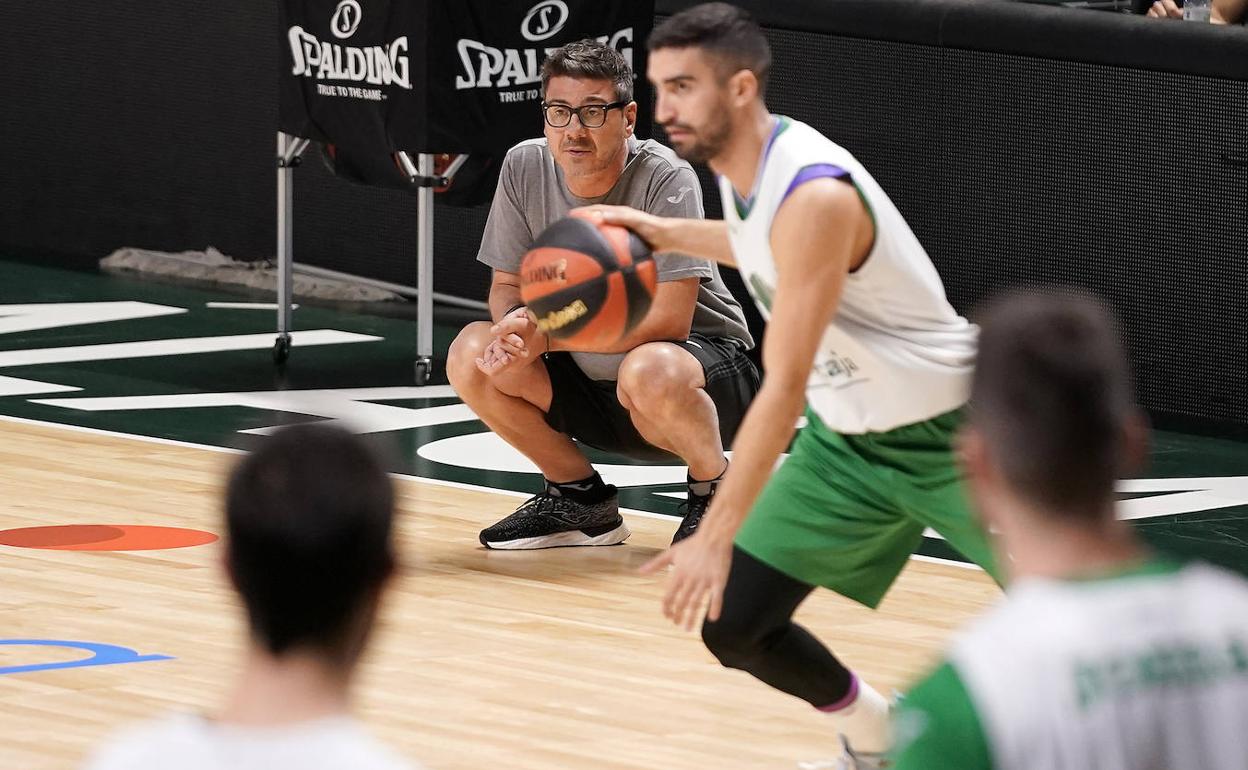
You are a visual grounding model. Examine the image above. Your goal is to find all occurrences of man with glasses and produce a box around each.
[447,39,758,550]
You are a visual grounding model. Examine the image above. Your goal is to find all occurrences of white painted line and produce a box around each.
[0,330,380,368]
[0,301,185,336]
[0,376,81,398]
[33,386,459,413]
[206,302,299,310]
[0,414,986,560]
[0,413,245,454]
[32,386,470,437]
[417,431,690,488]
[909,554,985,571]
[0,413,677,522]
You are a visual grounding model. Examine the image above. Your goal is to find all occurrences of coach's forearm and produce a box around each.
[488,278,524,323]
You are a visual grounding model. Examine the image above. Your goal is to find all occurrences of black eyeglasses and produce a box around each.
[541,101,627,129]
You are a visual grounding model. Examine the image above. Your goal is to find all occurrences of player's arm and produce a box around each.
[641,178,872,629]
[692,179,867,550]
[891,662,994,770]
[578,206,736,267]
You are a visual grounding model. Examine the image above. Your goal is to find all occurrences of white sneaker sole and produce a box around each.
[483,522,631,550]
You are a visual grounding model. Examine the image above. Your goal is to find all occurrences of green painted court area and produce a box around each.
[3,258,1247,573]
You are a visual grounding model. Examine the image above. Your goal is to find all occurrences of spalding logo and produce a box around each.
[330,0,362,39]
[525,258,567,285]
[535,300,588,333]
[522,0,569,42]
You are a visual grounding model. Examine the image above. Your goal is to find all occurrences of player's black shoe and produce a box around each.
[671,488,713,544]
[479,486,628,549]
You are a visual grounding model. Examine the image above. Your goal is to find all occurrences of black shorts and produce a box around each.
[542,334,761,462]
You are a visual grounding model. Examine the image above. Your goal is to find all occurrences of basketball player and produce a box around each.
[84,424,419,770]
[447,39,759,550]
[589,4,1001,766]
[892,291,1248,769]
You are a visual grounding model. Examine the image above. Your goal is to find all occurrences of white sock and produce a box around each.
[817,675,891,755]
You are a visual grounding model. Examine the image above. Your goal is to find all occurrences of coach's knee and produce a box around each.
[701,614,770,672]
[616,343,701,414]
[446,322,494,394]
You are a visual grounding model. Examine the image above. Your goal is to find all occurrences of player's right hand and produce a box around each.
[575,205,667,251]
[640,529,733,632]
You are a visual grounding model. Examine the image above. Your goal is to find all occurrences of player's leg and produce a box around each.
[711,415,926,758]
[874,409,1003,583]
[616,335,759,542]
[448,323,624,549]
[703,547,894,757]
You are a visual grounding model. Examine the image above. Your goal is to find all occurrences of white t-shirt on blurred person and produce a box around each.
[84,713,421,770]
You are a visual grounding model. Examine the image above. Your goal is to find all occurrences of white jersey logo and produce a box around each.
[666,186,694,205]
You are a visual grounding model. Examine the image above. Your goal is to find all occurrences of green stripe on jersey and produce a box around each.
[891,661,993,770]
[732,115,793,220]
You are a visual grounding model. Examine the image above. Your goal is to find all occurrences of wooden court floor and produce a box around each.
[0,417,1000,769]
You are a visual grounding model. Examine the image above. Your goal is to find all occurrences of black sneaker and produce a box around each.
[671,489,712,544]
[479,488,629,550]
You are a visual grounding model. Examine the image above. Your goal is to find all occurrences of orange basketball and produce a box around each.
[520,216,658,349]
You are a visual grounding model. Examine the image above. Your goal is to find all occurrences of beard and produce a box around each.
[666,111,732,165]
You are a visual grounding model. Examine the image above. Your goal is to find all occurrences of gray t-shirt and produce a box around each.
[478,137,753,381]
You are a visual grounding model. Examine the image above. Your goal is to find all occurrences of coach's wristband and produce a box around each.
[504,303,526,318]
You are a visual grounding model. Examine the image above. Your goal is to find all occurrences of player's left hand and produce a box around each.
[640,529,734,632]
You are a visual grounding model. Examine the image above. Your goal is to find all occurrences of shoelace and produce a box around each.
[676,494,710,532]
[516,491,575,515]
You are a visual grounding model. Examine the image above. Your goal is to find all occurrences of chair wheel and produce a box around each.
[273,336,291,365]
[414,358,432,385]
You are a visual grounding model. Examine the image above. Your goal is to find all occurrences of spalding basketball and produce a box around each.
[520,216,658,349]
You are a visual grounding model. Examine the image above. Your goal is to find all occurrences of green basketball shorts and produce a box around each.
[734,408,1002,608]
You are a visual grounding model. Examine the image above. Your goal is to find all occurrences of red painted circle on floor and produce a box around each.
[0,525,218,551]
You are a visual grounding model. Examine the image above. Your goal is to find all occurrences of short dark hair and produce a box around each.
[970,290,1137,522]
[541,38,633,103]
[226,423,395,659]
[649,2,771,95]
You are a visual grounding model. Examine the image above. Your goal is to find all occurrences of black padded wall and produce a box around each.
[736,22,1248,425]
[2,0,1246,423]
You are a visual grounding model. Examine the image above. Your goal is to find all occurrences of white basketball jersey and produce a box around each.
[951,562,1248,770]
[722,117,976,434]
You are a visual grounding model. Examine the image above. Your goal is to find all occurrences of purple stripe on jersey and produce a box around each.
[782,164,851,203]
